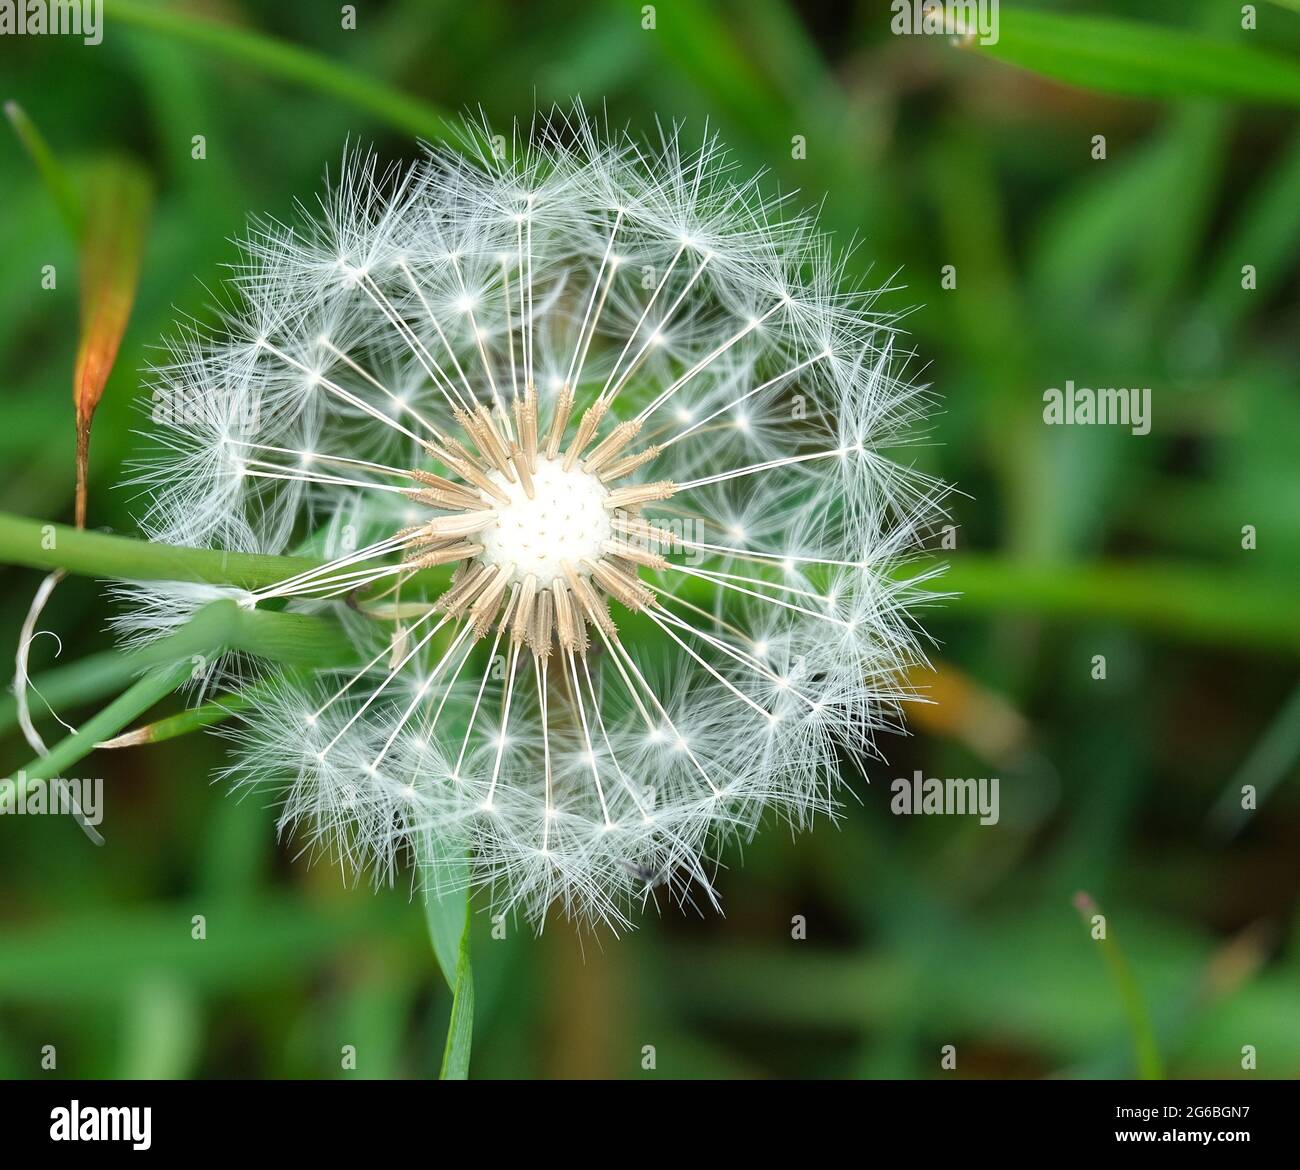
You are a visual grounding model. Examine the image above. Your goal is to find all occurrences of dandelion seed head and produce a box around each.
[125,105,946,931]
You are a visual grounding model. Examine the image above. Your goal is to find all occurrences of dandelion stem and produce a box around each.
[0,512,317,589]
[0,513,1296,654]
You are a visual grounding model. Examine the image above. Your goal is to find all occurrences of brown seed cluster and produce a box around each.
[396,384,677,659]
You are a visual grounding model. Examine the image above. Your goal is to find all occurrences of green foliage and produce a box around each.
[985,8,1300,104]
[0,0,1297,1080]
[421,837,475,1080]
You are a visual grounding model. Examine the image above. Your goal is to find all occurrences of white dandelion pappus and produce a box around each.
[129,110,945,930]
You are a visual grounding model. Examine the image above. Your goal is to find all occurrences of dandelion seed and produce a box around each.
[125,107,945,930]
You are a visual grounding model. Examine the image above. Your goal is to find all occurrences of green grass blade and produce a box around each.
[1,609,350,738]
[0,602,352,821]
[0,511,320,588]
[98,692,249,748]
[1074,893,1165,1079]
[1201,129,1300,331]
[0,646,139,735]
[439,927,475,1080]
[981,10,1300,105]
[421,833,474,1080]
[2,511,1296,653]
[0,659,192,822]
[104,601,353,673]
[940,557,1300,656]
[1210,680,1300,836]
[1,603,353,816]
[111,0,455,141]
[3,101,82,238]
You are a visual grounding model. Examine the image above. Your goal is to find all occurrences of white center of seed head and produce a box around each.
[478,456,611,587]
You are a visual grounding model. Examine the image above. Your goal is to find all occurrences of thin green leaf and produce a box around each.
[3,608,351,738]
[0,659,192,823]
[1133,105,1229,314]
[439,929,475,1080]
[0,616,348,739]
[979,10,1300,105]
[1074,893,1165,1079]
[941,557,1300,656]
[112,0,456,142]
[117,601,355,672]
[1201,130,1300,331]
[1210,680,1300,836]
[0,646,143,736]
[1030,131,1191,306]
[2,603,352,792]
[1,512,1297,653]
[421,833,474,1079]
[3,101,82,238]
[0,600,356,820]
[98,692,249,748]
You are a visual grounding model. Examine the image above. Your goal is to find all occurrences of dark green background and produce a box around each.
[0,0,1297,1078]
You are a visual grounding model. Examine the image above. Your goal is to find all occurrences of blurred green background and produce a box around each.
[1,0,1298,1079]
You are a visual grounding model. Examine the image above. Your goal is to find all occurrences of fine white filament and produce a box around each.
[126,109,946,931]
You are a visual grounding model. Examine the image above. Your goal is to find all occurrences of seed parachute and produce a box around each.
[123,107,947,930]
